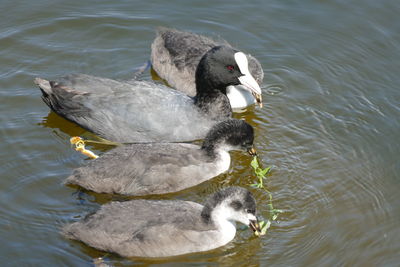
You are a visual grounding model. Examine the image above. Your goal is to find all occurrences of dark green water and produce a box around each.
[1,0,399,266]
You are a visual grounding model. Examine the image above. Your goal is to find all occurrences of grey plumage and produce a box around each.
[37,75,213,143]
[66,119,255,196]
[36,46,261,143]
[62,187,259,258]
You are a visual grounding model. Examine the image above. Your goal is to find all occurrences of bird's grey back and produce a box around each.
[63,199,218,257]
[66,143,218,195]
[54,74,216,143]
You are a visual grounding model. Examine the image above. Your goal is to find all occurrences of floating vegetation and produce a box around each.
[250,156,282,236]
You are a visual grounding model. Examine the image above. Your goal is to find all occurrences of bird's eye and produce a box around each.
[230,201,242,211]
[226,65,235,71]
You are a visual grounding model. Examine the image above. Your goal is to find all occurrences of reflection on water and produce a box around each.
[40,111,87,138]
[40,112,119,153]
[1,0,400,266]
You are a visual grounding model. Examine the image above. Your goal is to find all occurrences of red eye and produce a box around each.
[226,65,235,71]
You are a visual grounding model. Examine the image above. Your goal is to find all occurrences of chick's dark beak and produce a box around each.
[247,146,257,156]
[249,219,261,234]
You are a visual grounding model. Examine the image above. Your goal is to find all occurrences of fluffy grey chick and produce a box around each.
[65,119,256,196]
[62,186,261,257]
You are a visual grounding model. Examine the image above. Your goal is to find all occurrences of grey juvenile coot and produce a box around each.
[66,119,256,196]
[63,186,261,258]
[35,46,261,143]
[151,27,264,109]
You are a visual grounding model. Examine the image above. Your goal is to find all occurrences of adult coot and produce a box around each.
[36,46,261,143]
[151,27,264,109]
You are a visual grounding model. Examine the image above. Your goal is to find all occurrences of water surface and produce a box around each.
[1,0,399,266]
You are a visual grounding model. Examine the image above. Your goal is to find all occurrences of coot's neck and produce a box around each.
[200,138,217,159]
[200,123,228,159]
[194,51,232,120]
[200,200,236,239]
[200,196,219,226]
[194,90,232,120]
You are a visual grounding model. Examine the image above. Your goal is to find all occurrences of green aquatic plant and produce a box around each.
[250,156,271,189]
[250,156,282,236]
